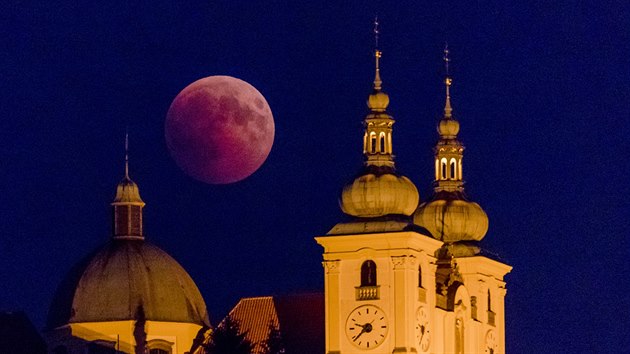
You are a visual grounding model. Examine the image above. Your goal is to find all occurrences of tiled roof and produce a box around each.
[227,293,324,354]
[229,296,279,354]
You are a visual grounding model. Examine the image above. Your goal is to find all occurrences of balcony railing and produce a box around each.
[356,286,380,301]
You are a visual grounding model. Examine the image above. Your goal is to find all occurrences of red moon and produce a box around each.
[165,76,275,184]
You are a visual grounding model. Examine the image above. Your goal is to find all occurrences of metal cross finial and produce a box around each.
[443,42,451,78]
[373,16,380,50]
[443,43,453,118]
[124,129,129,179]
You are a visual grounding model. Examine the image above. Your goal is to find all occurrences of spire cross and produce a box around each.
[443,43,453,118]
[373,16,382,91]
[373,16,380,50]
[124,130,129,179]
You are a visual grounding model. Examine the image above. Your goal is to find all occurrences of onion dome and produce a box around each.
[339,23,419,218]
[413,46,488,242]
[341,166,419,217]
[414,192,488,242]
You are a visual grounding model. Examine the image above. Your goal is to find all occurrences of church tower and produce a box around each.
[316,27,511,353]
[413,46,511,353]
[316,20,443,354]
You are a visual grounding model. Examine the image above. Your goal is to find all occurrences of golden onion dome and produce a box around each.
[367,91,390,112]
[413,193,488,242]
[340,169,419,218]
[438,117,460,138]
[112,177,144,205]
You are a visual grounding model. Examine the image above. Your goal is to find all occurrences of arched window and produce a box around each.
[363,133,367,154]
[370,133,377,154]
[387,132,392,153]
[418,265,423,288]
[147,339,173,354]
[458,159,463,179]
[149,350,169,354]
[361,260,377,286]
[379,132,386,153]
[450,159,456,179]
[435,159,439,180]
[441,158,447,180]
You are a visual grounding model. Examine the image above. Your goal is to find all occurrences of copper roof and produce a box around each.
[47,239,209,329]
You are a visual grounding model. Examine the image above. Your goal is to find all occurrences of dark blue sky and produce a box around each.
[1,1,629,352]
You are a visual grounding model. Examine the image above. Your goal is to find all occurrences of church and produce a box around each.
[43,31,510,354]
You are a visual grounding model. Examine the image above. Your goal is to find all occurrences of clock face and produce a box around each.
[485,330,497,354]
[415,306,431,352]
[345,305,389,350]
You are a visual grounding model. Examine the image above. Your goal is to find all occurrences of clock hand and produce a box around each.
[353,326,367,342]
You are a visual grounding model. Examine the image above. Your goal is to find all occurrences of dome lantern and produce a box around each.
[340,19,419,218]
[414,46,488,242]
[112,133,145,240]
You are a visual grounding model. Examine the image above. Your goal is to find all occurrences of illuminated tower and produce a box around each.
[46,137,209,354]
[316,20,443,354]
[413,46,512,353]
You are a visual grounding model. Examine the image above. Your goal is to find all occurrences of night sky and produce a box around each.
[1,1,629,353]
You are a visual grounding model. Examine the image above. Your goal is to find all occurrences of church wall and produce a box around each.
[46,320,202,354]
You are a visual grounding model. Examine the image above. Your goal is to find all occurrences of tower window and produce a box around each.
[370,133,377,154]
[114,205,129,236]
[458,159,463,179]
[450,159,456,179]
[360,260,377,286]
[379,133,386,153]
[435,159,439,180]
[441,159,447,180]
[418,265,423,288]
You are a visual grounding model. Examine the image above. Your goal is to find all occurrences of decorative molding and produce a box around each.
[322,260,340,274]
[391,255,416,269]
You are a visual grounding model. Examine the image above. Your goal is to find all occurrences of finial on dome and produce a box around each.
[443,43,453,118]
[112,132,144,206]
[373,16,382,91]
[125,129,130,179]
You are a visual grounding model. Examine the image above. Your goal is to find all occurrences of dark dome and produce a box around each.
[47,239,209,329]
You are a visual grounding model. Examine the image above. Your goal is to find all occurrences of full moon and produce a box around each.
[165,76,275,184]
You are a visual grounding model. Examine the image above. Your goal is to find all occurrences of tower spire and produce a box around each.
[364,17,393,166]
[112,132,145,240]
[338,18,419,220]
[373,16,382,91]
[443,43,453,118]
[125,129,130,179]
[413,46,489,244]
